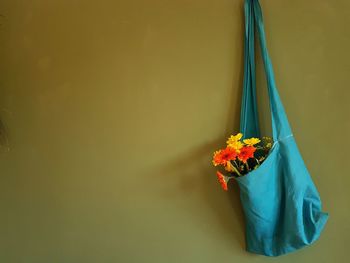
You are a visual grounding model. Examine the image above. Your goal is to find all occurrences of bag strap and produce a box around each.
[240,0,292,141]
[240,0,260,139]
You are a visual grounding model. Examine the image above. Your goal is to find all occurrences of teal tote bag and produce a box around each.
[236,0,329,256]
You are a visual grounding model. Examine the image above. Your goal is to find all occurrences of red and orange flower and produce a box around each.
[212,133,273,191]
[238,146,256,163]
[212,147,237,166]
[216,171,228,191]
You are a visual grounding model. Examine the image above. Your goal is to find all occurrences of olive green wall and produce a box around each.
[0,0,348,262]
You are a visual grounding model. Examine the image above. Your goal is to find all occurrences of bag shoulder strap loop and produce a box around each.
[240,0,292,141]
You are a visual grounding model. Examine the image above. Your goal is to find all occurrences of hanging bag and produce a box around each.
[236,0,329,256]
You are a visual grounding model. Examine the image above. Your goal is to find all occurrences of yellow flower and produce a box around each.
[226,133,243,147]
[225,161,233,172]
[228,141,243,151]
[243,137,261,146]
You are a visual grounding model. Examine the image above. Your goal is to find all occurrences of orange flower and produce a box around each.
[216,171,228,191]
[212,147,237,166]
[238,146,256,163]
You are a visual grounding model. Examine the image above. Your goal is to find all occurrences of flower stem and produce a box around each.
[232,160,242,176]
[232,165,242,177]
[245,162,250,172]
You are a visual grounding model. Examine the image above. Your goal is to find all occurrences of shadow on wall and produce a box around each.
[0,119,9,151]
[152,2,256,253]
[157,138,246,250]
[153,76,256,256]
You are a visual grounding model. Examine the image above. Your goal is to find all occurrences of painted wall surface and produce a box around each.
[0,0,349,262]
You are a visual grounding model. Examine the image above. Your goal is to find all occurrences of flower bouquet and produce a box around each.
[212,133,273,190]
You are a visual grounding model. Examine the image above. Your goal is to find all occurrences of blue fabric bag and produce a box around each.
[236,0,329,256]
